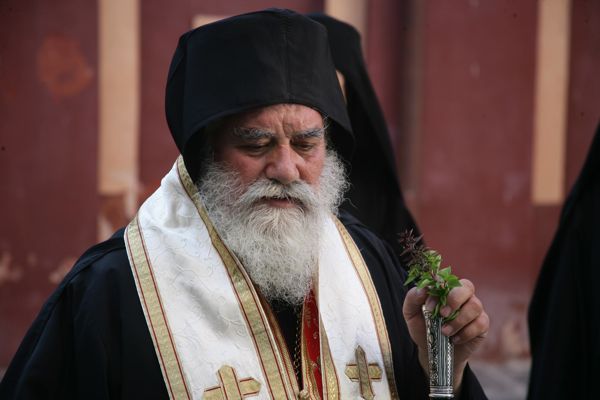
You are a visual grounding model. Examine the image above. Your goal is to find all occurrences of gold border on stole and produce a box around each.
[126,216,192,399]
[333,218,400,400]
[176,157,296,399]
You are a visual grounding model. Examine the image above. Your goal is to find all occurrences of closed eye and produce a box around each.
[291,128,324,153]
[239,142,272,154]
[293,142,317,152]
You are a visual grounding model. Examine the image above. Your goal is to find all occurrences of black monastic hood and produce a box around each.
[308,13,397,180]
[165,9,353,177]
[308,13,421,252]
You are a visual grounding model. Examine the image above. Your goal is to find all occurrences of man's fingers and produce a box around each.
[441,296,483,336]
[439,279,474,318]
[451,312,489,345]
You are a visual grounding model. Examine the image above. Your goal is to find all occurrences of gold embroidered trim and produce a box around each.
[176,156,294,399]
[125,216,191,399]
[261,296,300,395]
[300,315,319,399]
[319,318,340,400]
[203,365,261,399]
[333,218,399,400]
[344,346,382,400]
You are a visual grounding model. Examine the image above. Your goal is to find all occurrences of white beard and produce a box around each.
[197,151,347,305]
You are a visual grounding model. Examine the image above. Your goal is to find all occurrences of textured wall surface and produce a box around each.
[413,0,538,361]
[0,0,99,367]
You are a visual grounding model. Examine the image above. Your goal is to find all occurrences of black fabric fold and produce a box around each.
[308,13,421,256]
[528,122,600,399]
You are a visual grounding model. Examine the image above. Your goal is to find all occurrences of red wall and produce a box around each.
[566,0,600,189]
[0,0,99,366]
[365,0,408,152]
[392,1,538,359]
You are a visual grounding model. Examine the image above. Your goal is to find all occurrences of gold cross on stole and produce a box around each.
[345,346,383,400]
[203,365,261,400]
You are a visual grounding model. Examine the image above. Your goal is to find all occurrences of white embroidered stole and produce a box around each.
[124,157,398,399]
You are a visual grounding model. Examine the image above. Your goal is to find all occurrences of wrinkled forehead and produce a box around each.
[217,103,326,135]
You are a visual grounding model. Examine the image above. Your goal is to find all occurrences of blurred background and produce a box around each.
[0,0,598,398]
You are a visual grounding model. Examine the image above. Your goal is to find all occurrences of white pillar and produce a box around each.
[98,0,140,239]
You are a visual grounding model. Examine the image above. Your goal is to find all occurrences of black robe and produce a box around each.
[527,123,600,399]
[0,210,486,399]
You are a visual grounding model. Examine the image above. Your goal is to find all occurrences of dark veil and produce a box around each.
[308,13,421,255]
[527,122,600,399]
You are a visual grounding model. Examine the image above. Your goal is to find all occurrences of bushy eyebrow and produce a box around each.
[232,126,325,141]
[232,127,274,140]
[294,127,326,140]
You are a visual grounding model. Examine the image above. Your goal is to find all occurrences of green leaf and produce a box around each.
[438,267,452,279]
[403,268,421,286]
[428,287,444,298]
[409,262,422,271]
[417,278,433,289]
[446,276,462,289]
[425,250,442,272]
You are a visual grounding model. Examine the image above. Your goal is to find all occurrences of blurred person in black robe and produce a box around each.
[1,9,488,399]
[528,122,600,399]
[308,13,421,256]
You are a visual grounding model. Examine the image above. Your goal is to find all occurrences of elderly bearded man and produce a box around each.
[0,9,488,400]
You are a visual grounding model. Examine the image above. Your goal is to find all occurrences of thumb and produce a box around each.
[403,287,428,321]
[403,286,430,350]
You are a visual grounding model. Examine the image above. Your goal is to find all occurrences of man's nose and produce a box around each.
[265,145,300,185]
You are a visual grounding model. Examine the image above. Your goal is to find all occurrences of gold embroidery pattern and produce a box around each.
[125,216,191,399]
[203,365,261,399]
[319,319,340,400]
[176,157,294,399]
[345,346,383,400]
[300,318,319,399]
[333,218,399,400]
[261,296,301,395]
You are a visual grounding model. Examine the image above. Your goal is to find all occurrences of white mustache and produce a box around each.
[237,179,319,210]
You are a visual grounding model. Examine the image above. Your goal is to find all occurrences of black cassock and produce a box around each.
[528,123,600,399]
[1,210,486,399]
